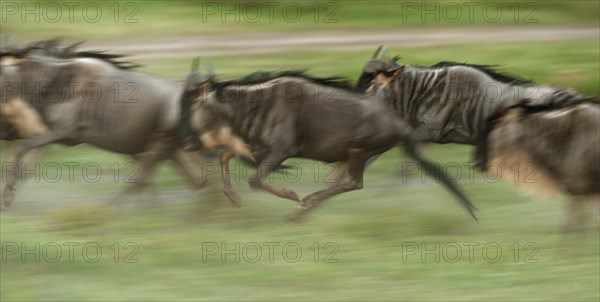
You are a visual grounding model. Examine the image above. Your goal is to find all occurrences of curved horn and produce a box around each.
[380,45,388,59]
[203,59,214,76]
[1,34,16,52]
[64,40,85,53]
[371,45,383,59]
[190,57,199,73]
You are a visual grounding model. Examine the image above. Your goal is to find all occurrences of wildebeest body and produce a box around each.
[484,102,600,196]
[478,100,600,229]
[211,78,403,163]
[0,41,208,206]
[4,57,180,153]
[185,69,476,220]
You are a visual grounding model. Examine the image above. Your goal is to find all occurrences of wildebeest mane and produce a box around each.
[427,61,533,85]
[213,70,354,93]
[0,39,139,70]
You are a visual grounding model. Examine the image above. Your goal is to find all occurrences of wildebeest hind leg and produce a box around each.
[563,197,586,233]
[217,148,242,207]
[287,151,367,222]
[596,200,600,228]
[328,154,380,188]
[248,152,300,204]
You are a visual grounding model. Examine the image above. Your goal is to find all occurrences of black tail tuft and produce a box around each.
[403,136,478,221]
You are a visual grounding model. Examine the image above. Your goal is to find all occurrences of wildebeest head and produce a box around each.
[181,57,221,136]
[1,46,49,139]
[179,58,255,159]
[356,45,405,92]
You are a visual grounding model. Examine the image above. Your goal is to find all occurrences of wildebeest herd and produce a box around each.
[1,40,598,229]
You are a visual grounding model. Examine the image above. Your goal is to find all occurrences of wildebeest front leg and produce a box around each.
[219,148,242,207]
[169,151,208,189]
[248,153,301,204]
[2,132,65,207]
[287,150,367,222]
[107,143,173,205]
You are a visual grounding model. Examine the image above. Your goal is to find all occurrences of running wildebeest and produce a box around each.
[0,40,211,207]
[179,59,477,221]
[355,45,599,228]
[355,46,594,157]
[476,100,600,231]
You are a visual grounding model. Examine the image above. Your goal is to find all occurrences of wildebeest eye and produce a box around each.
[356,72,376,91]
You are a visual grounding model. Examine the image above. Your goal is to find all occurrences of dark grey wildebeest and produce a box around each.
[0,40,210,207]
[476,100,600,231]
[179,61,477,221]
[355,46,595,163]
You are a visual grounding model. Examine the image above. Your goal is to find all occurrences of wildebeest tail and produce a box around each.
[402,136,478,221]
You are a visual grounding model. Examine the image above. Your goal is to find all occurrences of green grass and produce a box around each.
[1,36,599,301]
[1,143,599,301]
[3,0,599,39]
[142,39,600,96]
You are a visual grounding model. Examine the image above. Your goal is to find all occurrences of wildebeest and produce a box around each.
[0,40,210,207]
[356,46,593,158]
[356,45,599,229]
[476,100,600,230]
[180,60,477,221]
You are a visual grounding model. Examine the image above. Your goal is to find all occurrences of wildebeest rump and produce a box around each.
[476,99,600,230]
[0,40,209,207]
[180,61,477,221]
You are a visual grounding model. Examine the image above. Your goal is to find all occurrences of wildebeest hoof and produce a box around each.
[283,211,306,224]
[281,188,301,203]
[296,202,308,209]
[196,179,209,189]
[301,196,318,208]
[224,189,242,208]
[2,189,15,207]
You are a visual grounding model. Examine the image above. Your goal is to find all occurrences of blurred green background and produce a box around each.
[1,1,599,301]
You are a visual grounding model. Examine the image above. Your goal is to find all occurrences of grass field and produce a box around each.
[1,143,599,301]
[3,1,599,39]
[1,1,599,301]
